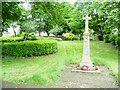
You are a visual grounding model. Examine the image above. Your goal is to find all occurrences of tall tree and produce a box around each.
[2,2,23,37]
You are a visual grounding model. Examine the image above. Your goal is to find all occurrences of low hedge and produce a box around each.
[0,37,24,43]
[2,40,58,57]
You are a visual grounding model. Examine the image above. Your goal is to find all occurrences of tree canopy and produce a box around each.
[2,1,119,39]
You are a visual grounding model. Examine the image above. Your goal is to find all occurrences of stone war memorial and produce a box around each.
[72,15,100,73]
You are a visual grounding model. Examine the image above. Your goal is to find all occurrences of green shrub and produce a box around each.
[109,34,118,45]
[115,36,120,50]
[2,40,58,57]
[23,32,37,40]
[63,33,75,40]
[103,34,111,43]
[0,32,37,43]
[0,37,24,43]
[28,32,37,40]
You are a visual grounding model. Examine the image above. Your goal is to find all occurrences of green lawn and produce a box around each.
[1,41,118,85]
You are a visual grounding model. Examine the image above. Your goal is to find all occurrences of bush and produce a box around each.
[2,40,58,57]
[0,37,24,43]
[63,33,75,40]
[103,34,111,43]
[0,32,37,43]
[23,32,37,40]
[109,34,118,45]
[115,36,120,50]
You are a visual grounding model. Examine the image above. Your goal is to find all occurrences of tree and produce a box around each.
[75,1,119,40]
[20,20,35,34]
[2,2,23,36]
[49,24,63,36]
[31,2,76,36]
[35,18,45,36]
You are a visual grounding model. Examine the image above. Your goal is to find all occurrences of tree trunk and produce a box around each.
[13,27,16,37]
[46,31,49,36]
[99,26,104,41]
[38,30,41,36]
[0,31,2,37]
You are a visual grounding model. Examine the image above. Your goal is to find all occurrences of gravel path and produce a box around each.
[2,65,118,88]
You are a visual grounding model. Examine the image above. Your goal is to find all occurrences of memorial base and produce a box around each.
[71,64,100,73]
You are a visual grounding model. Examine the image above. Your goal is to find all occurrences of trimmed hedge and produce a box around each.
[0,37,24,43]
[2,40,58,57]
[0,32,37,43]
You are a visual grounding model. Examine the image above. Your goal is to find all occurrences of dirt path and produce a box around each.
[2,65,118,88]
[48,65,118,88]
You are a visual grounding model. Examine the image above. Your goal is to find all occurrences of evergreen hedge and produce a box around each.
[0,37,24,43]
[2,40,58,57]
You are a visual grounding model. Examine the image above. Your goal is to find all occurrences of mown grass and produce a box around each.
[1,41,118,85]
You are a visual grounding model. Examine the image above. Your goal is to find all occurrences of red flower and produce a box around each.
[81,65,89,70]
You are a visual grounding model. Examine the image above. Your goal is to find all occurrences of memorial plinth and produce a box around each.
[80,32,93,67]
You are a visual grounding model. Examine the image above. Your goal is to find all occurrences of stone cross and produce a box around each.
[83,15,91,33]
[80,15,93,67]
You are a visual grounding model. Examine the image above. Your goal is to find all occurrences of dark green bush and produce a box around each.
[23,32,37,40]
[2,40,58,57]
[104,34,119,49]
[103,34,111,43]
[115,36,120,50]
[109,34,118,45]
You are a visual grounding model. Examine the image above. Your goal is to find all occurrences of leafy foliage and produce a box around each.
[2,2,23,36]
[103,34,119,48]
[0,37,24,43]
[1,1,119,48]
[2,40,58,57]
[103,34,111,43]
[23,32,37,40]
[49,25,63,36]
[63,33,75,40]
